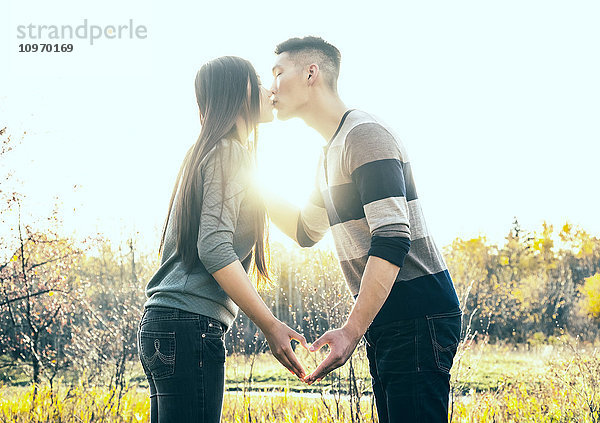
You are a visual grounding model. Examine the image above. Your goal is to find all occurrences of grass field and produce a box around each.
[1,341,599,422]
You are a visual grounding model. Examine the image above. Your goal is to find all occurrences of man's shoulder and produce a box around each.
[338,110,409,168]
[343,109,380,130]
[342,110,399,143]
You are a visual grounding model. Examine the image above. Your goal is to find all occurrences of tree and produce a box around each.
[579,274,600,322]
[444,235,498,339]
[0,205,84,401]
[67,236,155,417]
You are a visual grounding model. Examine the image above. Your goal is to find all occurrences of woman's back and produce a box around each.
[144,138,257,329]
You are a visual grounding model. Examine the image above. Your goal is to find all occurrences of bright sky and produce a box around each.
[2,0,599,254]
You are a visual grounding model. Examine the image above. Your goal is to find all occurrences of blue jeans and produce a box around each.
[137,306,226,422]
[364,309,462,423]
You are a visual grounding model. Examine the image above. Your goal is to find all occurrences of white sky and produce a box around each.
[2,0,599,253]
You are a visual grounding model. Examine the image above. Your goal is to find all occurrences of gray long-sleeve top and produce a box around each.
[144,138,257,329]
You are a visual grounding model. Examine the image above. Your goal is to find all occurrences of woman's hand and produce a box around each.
[262,319,309,379]
[211,261,309,379]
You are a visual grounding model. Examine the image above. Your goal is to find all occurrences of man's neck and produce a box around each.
[300,91,349,142]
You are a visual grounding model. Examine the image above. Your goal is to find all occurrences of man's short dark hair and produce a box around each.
[275,36,341,91]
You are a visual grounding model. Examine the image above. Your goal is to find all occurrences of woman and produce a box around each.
[137,56,308,422]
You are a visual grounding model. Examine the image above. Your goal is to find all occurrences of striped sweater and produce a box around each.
[297,110,460,325]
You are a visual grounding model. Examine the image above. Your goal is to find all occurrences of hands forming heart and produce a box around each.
[263,320,363,385]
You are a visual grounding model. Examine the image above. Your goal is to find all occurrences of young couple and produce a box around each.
[137,36,462,423]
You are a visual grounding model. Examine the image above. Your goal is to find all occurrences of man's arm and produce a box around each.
[265,187,329,247]
[264,193,300,243]
[304,123,412,384]
[304,256,399,384]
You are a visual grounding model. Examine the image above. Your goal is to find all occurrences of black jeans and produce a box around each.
[364,309,462,423]
[137,306,226,422]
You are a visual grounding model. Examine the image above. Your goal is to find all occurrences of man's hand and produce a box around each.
[263,319,310,380]
[304,325,363,385]
[304,256,399,384]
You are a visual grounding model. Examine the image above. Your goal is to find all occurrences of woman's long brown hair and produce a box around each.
[159,56,269,284]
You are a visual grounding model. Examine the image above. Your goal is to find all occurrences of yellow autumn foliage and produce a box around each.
[580,273,600,320]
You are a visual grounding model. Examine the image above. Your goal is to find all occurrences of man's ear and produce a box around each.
[307,64,319,85]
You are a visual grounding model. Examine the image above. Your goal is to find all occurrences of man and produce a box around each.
[267,36,462,422]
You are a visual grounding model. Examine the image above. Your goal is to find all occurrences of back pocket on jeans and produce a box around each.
[202,335,226,364]
[139,330,176,379]
[426,311,462,373]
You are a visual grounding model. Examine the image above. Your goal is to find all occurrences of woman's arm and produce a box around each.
[198,141,308,378]
[212,260,308,378]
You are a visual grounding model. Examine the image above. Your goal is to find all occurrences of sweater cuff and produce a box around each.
[368,236,411,268]
[201,250,239,274]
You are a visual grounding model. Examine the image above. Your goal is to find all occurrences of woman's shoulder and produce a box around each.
[219,137,251,157]
[210,137,251,158]
[200,138,253,178]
